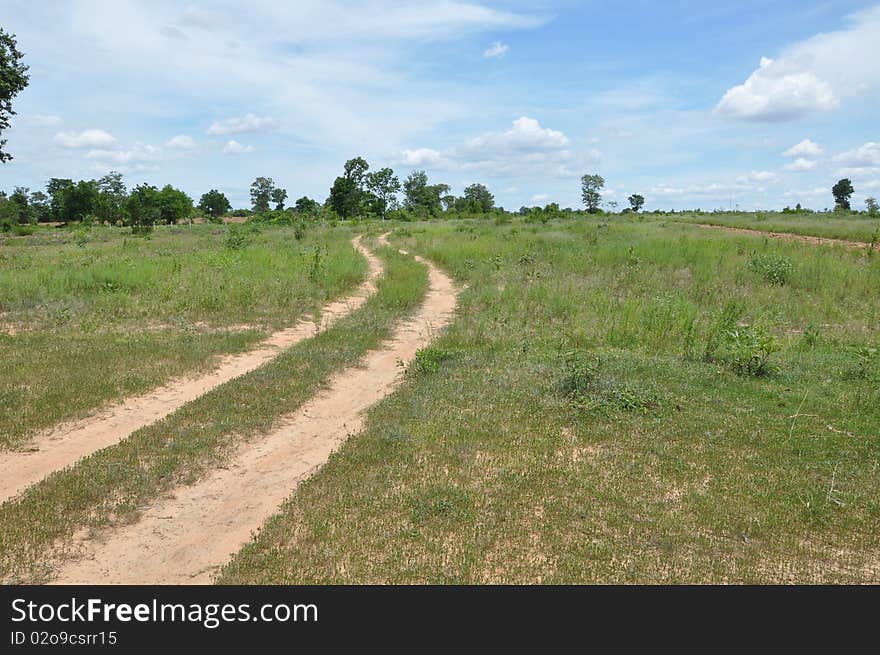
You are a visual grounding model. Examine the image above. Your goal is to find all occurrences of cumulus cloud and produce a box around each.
[715,57,838,121]
[783,157,818,172]
[715,6,880,121]
[401,117,583,178]
[833,142,880,168]
[483,41,509,58]
[207,114,278,136]
[783,139,823,157]
[54,129,118,148]
[165,134,197,149]
[222,140,255,154]
[85,143,162,164]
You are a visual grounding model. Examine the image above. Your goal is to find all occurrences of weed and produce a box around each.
[748,252,793,285]
[409,346,453,375]
[225,225,250,250]
[723,325,779,376]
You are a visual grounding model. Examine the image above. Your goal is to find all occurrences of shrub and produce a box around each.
[409,346,453,376]
[225,225,250,250]
[723,326,779,376]
[748,252,793,285]
[558,350,599,397]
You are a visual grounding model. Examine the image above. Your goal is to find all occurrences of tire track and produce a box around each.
[53,238,458,584]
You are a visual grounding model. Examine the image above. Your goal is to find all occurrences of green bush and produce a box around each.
[748,253,793,285]
[723,326,779,376]
[409,346,453,376]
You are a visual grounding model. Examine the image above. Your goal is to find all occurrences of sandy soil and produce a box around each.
[0,236,381,504]
[53,239,458,584]
[697,223,873,250]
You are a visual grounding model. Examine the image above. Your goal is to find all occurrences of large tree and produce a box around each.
[581,174,604,213]
[832,178,854,210]
[61,180,98,223]
[198,189,231,221]
[403,170,448,217]
[250,176,275,213]
[126,183,160,230]
[0,29,29,163]
[628,193,645,213]
[157,185,193,224]
[270,187,288,211]
[460,183,495,213]
[95,171,127,224]
[328,157,370,219]
[366,167,400,220]
[293,195,320,217]
[46,178,74,222]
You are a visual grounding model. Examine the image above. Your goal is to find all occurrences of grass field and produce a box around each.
[218,217,880,583]
[0,223,366,449]
[672,212,880,244]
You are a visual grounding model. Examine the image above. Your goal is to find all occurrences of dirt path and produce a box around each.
[696,223,874,250]
[53,239,458,584]
[0,236,382,505]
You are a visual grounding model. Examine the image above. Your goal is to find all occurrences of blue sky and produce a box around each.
[2,0,879,211]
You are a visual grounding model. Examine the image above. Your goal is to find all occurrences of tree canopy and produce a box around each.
[0,29,29,163]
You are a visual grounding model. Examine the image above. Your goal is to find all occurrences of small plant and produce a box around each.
[748,252,793,286]
[308,245,325,282]
[703,301,745,362]
[724,326,779,376]
[293,219,306,241]
[409,346,453,376]
[850,345,879,380]
[559,350,599,397]
[800,324,820,350]
[625,245,641,268]
[225,225,250,250]
[13,224,34,236]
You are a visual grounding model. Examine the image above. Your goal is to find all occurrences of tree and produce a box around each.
[46,178,74,222]
[157,185,193,224]
[0,29,29,163]
[581,174,604,213]
[29,190,51,222]
[198,189,231,221]
[461,183,494,213]
[126,183,160,231]
[293,195,320,217]
[250,177,275,213]
[865,197,878,217]
[95,171,127,224]
[366,167,401,220]
[270,187,288,211]
[403,170,447,217]
[10,186,33,224]
[628,193,645,212]
[328,157,371,219]
[60,180,98,223]
[832,178,854,210]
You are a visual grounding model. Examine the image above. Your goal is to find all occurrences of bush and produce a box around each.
[748,253,793,285]
[723,326,779,376]
[225,225,250,250]
[409,346,453,376]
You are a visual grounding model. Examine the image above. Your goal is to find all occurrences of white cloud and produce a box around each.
[401,117,581,178]
[222,140,255,154]
[165,134,197,149]
[402,147,446,167]
[530,193,549,202]
[20,114,63,127]
[85,144,162,164]
[207,114,278,136]
[54,129,118,148]
[738,170,776,183]
[715,6,880,121]
[783,139,823,157]
[833,142,880,168]
[783,157,818,172]
[483,41,509,58]
[715,57,838,121]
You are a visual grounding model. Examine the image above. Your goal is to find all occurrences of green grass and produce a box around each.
[218,217,879,584]
[0,223,366,448]
[0,240,428,583]
[670,211,880,244]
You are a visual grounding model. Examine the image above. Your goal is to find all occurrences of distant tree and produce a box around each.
[581,174,604,213]
[403,170,447,217]
[866,196,878,217]
[61,180,98,223]
[0,192,17,231]
[293,195,320,217]
[198,189,231,221]
[0,29,29,163]
[832,178,854,210]
[157,185,193,224]
[270,187,288,211]
[29,190,51,222]
[250,177,275,213]
[328,157,371,219]
[607,200,619,213]
[366,167,401,220]
[442,195,457,212]
[9,186,33,224]
[46,178,74,222]
[126,183,160,231]
[95,171,127,224]
[628,193,645,212]
[461,183,494,213]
